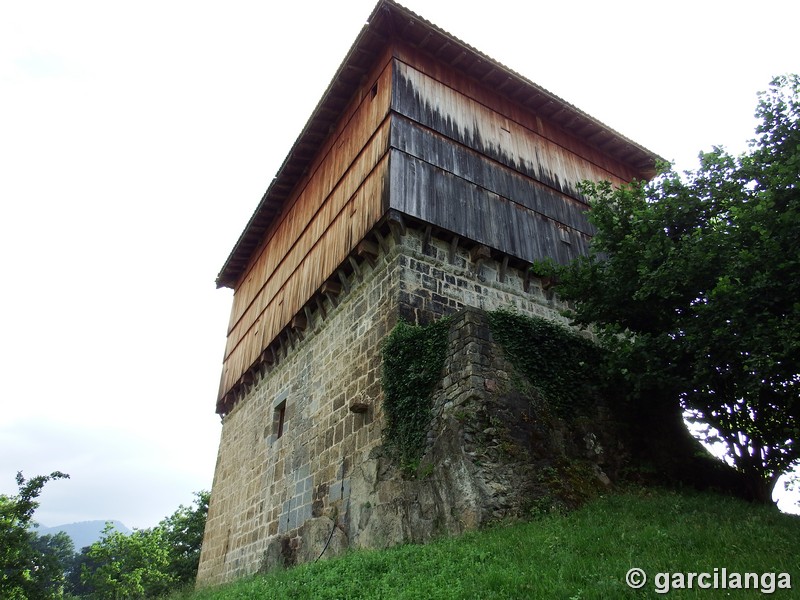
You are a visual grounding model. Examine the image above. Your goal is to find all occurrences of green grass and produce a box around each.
[180,488,799,599]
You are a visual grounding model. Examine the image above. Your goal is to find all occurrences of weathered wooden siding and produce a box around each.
[217,58,393,401]
[391,44,643,184]
[390,114,596,232]
[387,54,631,264]
[388,148,590,264]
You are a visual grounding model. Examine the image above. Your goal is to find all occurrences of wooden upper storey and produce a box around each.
[214,0,659,410]
[216,0,657,290]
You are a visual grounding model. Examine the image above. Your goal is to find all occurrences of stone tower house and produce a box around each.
[197,0,658,586]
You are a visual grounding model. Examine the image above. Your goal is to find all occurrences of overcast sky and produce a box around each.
[1,0,798,530]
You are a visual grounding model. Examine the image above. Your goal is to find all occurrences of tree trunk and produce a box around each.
[742,469,780,506]
[621,384,752,499]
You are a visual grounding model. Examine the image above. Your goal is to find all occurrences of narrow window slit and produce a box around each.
[275,400,287,439]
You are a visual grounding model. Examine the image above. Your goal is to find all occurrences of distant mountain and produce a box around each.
[36,520,131,551]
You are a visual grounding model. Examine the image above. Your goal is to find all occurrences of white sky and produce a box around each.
[1,0,798,530]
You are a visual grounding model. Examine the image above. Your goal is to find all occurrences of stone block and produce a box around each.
[297,464,310,481]
[329,481,342,502]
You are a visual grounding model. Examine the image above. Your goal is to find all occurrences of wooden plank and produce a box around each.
[337,269,351,293]
[222,119,392,367]
[391,44,645,182]
[315,295,327,319]
[226,60,394,336]
[356,239,379,262]
[291,314,308,331]
[374,230,389,254]
[391,59,631,198]
[387,209,406,242]
[320,280,342,296]
[347,256,362,279]
[389,117,595,233]
[218,159,389,399]
[448,235,460,264]
[470,244,491,263]
[388,151,591,266]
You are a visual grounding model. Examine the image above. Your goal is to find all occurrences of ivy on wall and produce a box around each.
[487,308,604,418]
[381,317,451,471]
[380,309,606,472]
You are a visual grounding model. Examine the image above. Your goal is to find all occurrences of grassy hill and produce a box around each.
[180,488,798,599]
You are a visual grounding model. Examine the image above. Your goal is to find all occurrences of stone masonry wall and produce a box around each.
[197,227,570,587]
[346,306,620,553]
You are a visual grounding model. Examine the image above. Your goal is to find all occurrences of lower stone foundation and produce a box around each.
[196,228,577,587]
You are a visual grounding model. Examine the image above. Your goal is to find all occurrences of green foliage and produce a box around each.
[30,531,75,598]
[0,473,207,600]
[381,317,451,472]
[159,491,210,588]
[0,470,70,600]
[488,308,604,417]
[548,75,800,504]
[66,546,103,598]
[172,489,800,600]
[81,524,175,599]
[77,490,210,599]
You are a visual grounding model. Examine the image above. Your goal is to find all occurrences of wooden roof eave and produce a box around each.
[214,13,391,289]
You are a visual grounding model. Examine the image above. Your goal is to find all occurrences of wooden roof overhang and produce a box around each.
[215,0,660,289]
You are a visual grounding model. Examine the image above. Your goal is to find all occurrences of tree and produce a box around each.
[77,490,209,598]
[29,531,75,599]
[0,471,70,600]
[159,490,209,587]
[65,545,101,599]
[80,524,174,600]
[545,75,800,505]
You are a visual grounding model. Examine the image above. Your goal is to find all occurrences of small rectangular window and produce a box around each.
[275,400,287,439]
